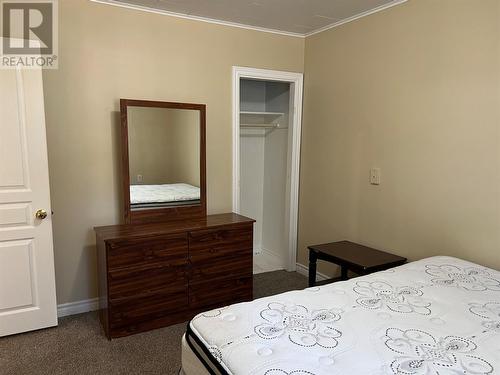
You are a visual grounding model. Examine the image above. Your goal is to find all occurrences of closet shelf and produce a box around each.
[240,111,285,126]
[240,123,283,129]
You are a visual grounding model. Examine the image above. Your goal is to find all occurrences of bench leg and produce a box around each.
[308,251,317,287]
[340,266,348,281]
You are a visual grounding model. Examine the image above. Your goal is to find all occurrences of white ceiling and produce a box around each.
[95,0,407,37]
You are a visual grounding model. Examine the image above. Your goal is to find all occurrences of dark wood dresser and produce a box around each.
[94,213,254,339]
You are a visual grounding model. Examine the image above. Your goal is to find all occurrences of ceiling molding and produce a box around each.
[305,0,408,37]
[90,0,305,38]
[90,0,408,38]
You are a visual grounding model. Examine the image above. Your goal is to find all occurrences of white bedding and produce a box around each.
[129,183,200,204]
[189,256,500,375]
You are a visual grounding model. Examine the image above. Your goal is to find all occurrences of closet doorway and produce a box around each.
[232,67,303,274]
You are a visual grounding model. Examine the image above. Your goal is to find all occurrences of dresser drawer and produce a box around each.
[108,263,188,301]
[107,234,188,270]
[95,213,256,339]
[189,276,252,309]
[109,287,188,328]
[188,226,252,262]
[190,254,252,284]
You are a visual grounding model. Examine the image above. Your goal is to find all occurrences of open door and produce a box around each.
[0,61,58,336]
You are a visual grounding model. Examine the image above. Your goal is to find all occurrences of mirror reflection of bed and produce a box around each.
[127,106,200,210]
[129,183,200,209]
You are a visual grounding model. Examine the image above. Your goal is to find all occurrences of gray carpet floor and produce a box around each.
[1,271,307,375]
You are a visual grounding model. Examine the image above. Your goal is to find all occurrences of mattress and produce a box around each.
[185,256,500,375]
[129,183,200,205]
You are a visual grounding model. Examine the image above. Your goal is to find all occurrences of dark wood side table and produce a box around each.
[308,240,407,287]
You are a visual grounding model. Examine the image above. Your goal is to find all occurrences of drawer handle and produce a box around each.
[209,248,218,254]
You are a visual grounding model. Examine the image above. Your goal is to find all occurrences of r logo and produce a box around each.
[2,1,54,54]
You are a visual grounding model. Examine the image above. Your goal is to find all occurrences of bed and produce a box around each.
[129,183,200,208]
[181,256,500,375]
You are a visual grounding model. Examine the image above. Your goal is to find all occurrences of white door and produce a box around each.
[0,63,58,336]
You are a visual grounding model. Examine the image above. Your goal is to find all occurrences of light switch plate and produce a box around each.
[370,168,381,185]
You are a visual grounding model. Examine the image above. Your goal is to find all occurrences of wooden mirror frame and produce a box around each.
[120,99,207,224]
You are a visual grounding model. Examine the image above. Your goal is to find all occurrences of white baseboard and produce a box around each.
[295,263,329,282]
[57,298,99,318]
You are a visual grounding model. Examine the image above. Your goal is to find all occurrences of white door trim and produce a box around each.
[232,66,303,272]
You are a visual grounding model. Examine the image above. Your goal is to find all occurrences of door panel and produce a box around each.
[0,71,28,189]
[0,58,57,336]
[0,240,35,310]
[0,203,32,227]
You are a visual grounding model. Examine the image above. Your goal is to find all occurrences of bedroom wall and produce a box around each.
[240,132,265,253]
[167,110,200,187]
[128,107,200,186]
[299,0,500,275]
[262,83,291,264]
[128,107,173,185]
[262,127,289,263]
[42,0,304,304]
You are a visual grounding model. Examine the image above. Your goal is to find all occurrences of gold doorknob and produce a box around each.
[35,209,48,220]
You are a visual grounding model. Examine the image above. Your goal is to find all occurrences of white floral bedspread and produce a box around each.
[129,183,200,204]
[189,256,500,375]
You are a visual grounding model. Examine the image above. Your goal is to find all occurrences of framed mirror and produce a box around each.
[120,99,206,224]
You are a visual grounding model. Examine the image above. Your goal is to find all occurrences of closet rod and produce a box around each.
[240,123,284,129]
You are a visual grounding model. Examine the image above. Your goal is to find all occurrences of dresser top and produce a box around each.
[94,213,255,241]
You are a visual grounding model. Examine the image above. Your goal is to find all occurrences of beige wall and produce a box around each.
[299,0,500,276]
[42,0,304,304]
[128,107,200,186]
[167,109,201,186]
[128,107,175,185]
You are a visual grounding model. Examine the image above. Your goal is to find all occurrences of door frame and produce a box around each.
[232,66,303,272]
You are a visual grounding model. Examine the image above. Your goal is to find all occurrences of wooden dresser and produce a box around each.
[94,213,254,339]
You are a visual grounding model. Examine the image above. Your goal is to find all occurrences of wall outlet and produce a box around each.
[137,174,143,183]
[370,168,381,185]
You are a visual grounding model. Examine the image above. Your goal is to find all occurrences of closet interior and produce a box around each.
[239,78,293,274]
